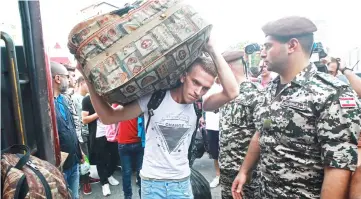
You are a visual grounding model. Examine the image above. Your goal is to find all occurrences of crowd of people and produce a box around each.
[50,15,361,199]
[51,62,145,198]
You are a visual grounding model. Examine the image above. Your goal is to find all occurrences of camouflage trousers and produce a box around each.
[220,169,260,199]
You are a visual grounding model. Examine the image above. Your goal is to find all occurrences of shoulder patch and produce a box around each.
[241,81,265,92]
[316,72,348,88]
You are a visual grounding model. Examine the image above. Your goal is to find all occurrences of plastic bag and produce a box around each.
[189,127,207,167]
[80,162,90,175]
[89,165,100,179]
[190,168,212,199]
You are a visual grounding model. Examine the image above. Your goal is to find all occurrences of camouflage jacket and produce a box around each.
[219,81,264,171]
[63,93,83,143]
[254,64,361,199]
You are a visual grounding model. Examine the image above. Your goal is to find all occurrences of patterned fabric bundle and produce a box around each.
[68,0,212,104]
[1,145,71,199]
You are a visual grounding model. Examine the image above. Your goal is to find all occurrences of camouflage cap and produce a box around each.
[262,16,317,37]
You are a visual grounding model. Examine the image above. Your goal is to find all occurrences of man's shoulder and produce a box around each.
[82,95,90,102]
[71,93,82,102]
[61,93,69,100]
[236,81,265,106]
[59,94,70,105]
[240,81,264,93]
[307,72,356,101]
[311,72,348,90]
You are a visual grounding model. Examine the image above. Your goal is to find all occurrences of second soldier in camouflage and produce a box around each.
[219,49,264,199]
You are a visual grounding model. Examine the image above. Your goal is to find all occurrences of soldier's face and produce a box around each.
[261,36,288,74]
[181,64,214,104]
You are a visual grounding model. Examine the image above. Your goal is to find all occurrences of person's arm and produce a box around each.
[321,167,352,199]
[203,40,239,111]
[81,111,98,124]
[81,96,99,124]
[317,87,361,199]
[342,69,361,98]
[232,132,260,199]
[77,64,142,124]
[358,147,361,166]
[350,166,361,199]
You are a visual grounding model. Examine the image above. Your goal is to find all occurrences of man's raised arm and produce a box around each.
[203,40,239,111]
[341,69,361,98]
[77,65,142,124]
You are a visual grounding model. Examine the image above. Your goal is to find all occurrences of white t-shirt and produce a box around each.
[138,91,197,179]
[204,84,222,131]
[96,119,107,138]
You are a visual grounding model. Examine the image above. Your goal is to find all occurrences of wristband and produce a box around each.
[340,67,352,74]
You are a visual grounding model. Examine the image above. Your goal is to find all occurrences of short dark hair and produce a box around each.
[273,34,314,55]
[77,76,85,84]
[187,56,217,77]
[328,57,341,69]
[64,64,76,72]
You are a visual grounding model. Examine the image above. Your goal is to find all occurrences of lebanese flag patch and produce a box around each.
[339,97,357,108]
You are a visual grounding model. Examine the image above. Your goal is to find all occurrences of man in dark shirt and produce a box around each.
[51,61,83,199]
[82,95,98,164]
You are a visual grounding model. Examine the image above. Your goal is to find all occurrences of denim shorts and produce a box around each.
[141,177,193,199]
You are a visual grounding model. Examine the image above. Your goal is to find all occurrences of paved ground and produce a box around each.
[81,154,221,198]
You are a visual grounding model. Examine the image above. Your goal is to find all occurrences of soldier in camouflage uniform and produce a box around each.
[232,16,361,199]
[219,50,264,199]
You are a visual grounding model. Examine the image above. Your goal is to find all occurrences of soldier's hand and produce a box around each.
[232,172,247,199]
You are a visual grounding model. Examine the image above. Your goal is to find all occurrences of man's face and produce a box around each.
[80,82,89,93]
[261,36,288,74]
[327,62,338,76]
[54,74,69,93]
[68,71,76,88]
[181,64,215,104]
[259,59,270,77]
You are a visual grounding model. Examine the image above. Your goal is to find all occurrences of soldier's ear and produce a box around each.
[288,38,298,53]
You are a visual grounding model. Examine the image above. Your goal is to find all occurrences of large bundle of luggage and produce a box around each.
[68,0,212,104]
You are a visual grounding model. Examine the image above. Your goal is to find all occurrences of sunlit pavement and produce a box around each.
[81,154,221,198]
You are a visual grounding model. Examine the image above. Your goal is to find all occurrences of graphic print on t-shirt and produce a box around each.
[154,113,192,154]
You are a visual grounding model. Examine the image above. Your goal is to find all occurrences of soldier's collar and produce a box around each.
[271,63,316,86]
[291,63,317,86]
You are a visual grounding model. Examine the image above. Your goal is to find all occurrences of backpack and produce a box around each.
[1,145,71,199]
[146,90,205,167]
